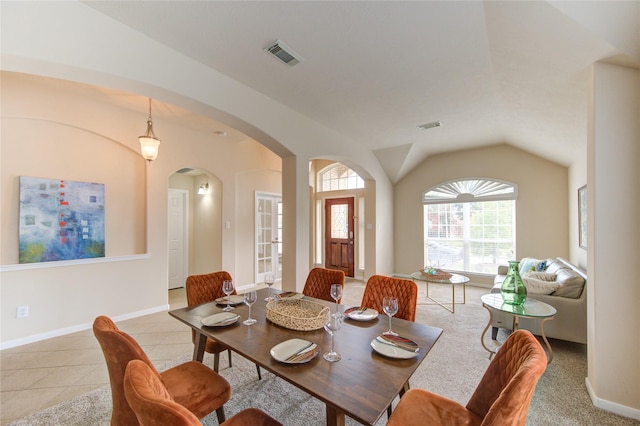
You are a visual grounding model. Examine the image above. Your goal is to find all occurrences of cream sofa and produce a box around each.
[491,257,587,344]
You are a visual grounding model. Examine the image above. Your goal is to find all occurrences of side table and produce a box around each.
[410,272,469,313]
[480,293,556,364]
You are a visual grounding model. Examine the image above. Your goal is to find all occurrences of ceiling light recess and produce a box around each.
[417,121,442,130]
[264,39,303,67]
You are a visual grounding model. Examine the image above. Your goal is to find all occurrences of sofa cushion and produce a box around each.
[553,268,585,298]
[522,271,557,282]
[544,259,567,275]
[522,276,561,295]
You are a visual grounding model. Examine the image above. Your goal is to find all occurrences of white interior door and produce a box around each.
[168,189,188,290]
[256,193,282,284]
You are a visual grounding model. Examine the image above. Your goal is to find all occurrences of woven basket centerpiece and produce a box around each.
[266,299,330,331]
[421,268,453,280]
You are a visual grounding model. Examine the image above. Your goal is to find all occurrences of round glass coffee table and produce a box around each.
[480,293,556,363]
[411,272,469,313]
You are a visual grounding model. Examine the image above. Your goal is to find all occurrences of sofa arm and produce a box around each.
[497,265,509,275]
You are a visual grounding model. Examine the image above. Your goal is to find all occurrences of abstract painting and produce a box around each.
[19,176,105,263]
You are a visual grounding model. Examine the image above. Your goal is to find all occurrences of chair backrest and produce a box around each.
[466,329,547,425]
[124,359,201,426]
[302,267,345,302]
[361,275,418,322]
[93,315,161,426]
[185,271,234,307]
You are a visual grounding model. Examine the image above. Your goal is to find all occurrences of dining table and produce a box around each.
[168,288,443,426]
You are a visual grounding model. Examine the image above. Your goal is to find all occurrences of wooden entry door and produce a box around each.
[325,197,355,277]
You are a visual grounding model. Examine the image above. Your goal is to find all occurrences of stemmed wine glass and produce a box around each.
[330,284,342,316]
[382,296,399,336]
[243,288,257,325]
[222,280,235,312]
[264,272,275,302]
[323,314,342,362]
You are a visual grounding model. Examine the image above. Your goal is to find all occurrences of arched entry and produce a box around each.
[168,168,223,289]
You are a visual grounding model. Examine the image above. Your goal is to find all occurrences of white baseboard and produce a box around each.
[0,305,168,350]
[586,377,640,421]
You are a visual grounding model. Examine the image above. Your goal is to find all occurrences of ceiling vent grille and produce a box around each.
[265,39,303,67]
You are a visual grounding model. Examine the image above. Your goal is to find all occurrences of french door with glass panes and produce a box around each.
[256,193,282,284]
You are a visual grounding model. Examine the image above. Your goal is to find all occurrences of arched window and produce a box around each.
[319,164,364,192]
[422,178,518,274]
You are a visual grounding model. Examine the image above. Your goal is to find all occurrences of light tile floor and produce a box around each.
[0,281,367,425]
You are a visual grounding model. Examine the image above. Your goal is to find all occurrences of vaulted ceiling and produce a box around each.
[85,1,639,183]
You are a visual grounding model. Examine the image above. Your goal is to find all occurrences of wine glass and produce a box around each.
[264,272,275,302]
[382,296,399,336]
[222,280,235,312]
[243,288,257,325]
[330,283,342,315]
[323,314,342,362]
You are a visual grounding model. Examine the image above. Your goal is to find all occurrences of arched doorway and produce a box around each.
[168,168,223,289]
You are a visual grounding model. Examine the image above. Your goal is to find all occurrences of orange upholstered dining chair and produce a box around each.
[387,329,547,426]
[361,274,418,417]
[124,360,282,426]
[93,315,231,425]
[185,271,261,379]
[361,275,418,322]
[302,267,345,302]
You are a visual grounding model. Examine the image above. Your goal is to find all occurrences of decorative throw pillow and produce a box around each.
[522,277,561,295]
[553,269,586,298]
[522,271,557,282]
[519,257,540,274]
[535,260,547,271]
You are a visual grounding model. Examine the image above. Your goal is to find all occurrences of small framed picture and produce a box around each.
[578,185,587,249]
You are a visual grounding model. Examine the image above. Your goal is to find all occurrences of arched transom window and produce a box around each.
[319,164,364,192]
[422,178,518,274]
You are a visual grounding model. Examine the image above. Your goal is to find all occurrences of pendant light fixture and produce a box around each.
[138,98,161,162]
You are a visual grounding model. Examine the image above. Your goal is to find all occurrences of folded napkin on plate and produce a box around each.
[378,334,419,352]
[201,312,238,326]
[287,345,318,363]
[345,306,371,316]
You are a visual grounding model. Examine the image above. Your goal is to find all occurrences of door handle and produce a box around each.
[349,231,353,239]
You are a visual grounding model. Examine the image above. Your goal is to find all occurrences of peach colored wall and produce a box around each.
[0,72,281,347]
[394,144,569,279]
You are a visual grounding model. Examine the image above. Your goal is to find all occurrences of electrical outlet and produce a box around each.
[17,305,29,318]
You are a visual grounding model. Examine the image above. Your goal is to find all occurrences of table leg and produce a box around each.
[480,304,496,359]
[539,317,555,364]
[193,330,206,362]
[325,404,345,426]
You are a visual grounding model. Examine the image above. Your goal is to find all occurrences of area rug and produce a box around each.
[9,286,638,425]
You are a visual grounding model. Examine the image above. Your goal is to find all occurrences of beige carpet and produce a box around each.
[8,285,638,425]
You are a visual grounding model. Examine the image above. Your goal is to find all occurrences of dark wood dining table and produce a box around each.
[168,289,443,426]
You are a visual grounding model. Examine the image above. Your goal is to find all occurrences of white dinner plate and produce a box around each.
[344,306,379,321]
[201,312,240,327]
[215,295,245,306]
[276,291,305,300]
[270,338,319,364]
[370,336,420,359]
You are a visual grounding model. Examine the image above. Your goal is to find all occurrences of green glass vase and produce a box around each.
[501,260,527,306]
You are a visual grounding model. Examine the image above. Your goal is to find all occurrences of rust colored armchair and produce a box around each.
[124,359,282,426]
[302,267,345,302]
[387,329,547,426]
[361,275,418,321]
[93,315,231,425]
[186,271,261,379]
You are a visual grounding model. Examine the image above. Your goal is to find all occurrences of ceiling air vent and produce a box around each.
[264,39,303,67]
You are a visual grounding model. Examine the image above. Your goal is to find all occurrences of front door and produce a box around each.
[325,197,355,277]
